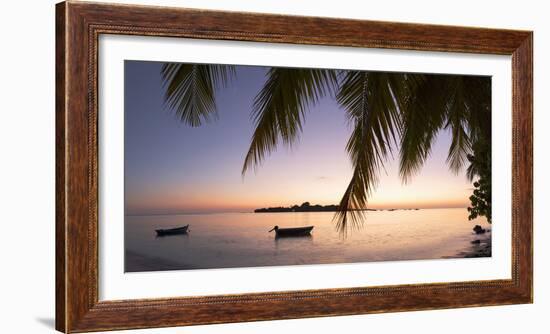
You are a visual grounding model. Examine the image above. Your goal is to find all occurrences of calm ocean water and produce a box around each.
[124,208,490,272]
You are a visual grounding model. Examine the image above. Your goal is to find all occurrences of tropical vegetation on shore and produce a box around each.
[160,63,492,233]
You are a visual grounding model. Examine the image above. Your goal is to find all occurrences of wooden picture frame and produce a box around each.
[56,1,533,332]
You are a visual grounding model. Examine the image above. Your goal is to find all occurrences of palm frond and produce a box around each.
[399,75,491,180]
[463,76,492,143]
[466,159,478,181]
[241,68,338,175]
[334,71,403,234]
[463,76,491,181]
[161,63,235,127]
[444,77,473,173]
[398,75,448,182]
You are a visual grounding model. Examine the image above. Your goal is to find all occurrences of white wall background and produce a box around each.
[0,0,546,333]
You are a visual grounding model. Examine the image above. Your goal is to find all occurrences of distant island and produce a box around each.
[254,202,421,213]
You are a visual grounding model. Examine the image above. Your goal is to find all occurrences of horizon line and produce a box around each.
[125,205,469,217]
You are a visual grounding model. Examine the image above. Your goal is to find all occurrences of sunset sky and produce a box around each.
[124,61,475,215]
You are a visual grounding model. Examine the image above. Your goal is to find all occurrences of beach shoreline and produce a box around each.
[460,232,492,258]
[125,250,195,272]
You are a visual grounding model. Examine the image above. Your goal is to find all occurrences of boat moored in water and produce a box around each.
[155,224,189,236]
[268,225,314,237]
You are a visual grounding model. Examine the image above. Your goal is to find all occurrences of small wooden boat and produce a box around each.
[155,224,189,236]
[269,225,314,237]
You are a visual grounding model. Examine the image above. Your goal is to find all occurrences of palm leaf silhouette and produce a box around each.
[334,71,405,233]
[399,74,450,182]
[161,63,235,127]
[399,75,491,182]
[241,68,338,175]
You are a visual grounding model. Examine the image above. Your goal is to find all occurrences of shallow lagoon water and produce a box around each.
[125,208,490,272]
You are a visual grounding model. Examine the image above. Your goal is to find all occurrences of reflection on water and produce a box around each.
[124,208,491,272]
[155,233,189,239]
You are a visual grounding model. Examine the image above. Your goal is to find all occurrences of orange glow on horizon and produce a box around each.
[125,164,474,214]
[126,188,471,214]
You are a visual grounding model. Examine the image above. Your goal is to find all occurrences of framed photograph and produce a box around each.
[56,1,532,332]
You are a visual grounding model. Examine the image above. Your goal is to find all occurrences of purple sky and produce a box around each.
[125,61,475,215]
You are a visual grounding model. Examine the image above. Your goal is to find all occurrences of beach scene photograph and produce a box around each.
[124,60,492,272]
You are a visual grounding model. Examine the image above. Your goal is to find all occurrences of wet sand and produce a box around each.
[125,250,196,272]
[459,232,492,258]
